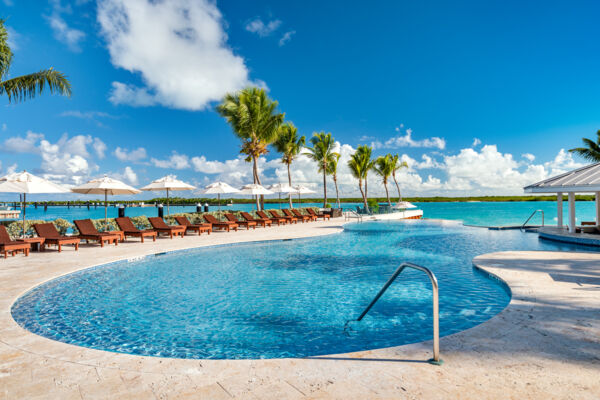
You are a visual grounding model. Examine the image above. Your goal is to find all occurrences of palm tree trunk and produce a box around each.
[322,164,327,207]
[252,156,261,210]
[359,179,368,212]
[365,173,368,199]
[334,175,340,208]
[287,162,293,208]
[384,181,391,206]
[392,172,402,202]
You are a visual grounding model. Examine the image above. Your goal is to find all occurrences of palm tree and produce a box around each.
[327,153,341,208]
[216,87,284,209]
[355,145,373,199]
[348,148,370,212]
[390,154,409,202]
[374,154,394,206]
[569,130,600,162]
[305,132,338,207]
[0,19,71,103]
[273,122,305,208]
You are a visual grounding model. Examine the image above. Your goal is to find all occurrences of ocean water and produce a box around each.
[11,220,584,360]
[4,200,595,227]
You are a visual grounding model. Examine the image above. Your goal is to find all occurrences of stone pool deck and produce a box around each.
[0,219,599,399]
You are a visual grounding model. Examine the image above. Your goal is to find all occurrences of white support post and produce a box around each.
[557,192,563,229]
[568,192,576,233]
[596,192,600,227]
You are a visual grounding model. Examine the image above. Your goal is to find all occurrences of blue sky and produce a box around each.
[1,0,599,199]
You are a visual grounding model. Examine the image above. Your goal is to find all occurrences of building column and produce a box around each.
[568,192,576,233]
[596,192,600,227]
[557,192,563,229]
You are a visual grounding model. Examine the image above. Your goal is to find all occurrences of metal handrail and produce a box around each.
[521,209,544,230]
[347,262,442,365]
[343,209,363,222]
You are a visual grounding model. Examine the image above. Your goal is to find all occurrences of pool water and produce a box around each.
[11,221,584,359]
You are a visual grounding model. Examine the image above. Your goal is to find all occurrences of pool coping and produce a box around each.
[1,219,599,398]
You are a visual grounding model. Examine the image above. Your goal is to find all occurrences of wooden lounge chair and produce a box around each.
[241,212,272,228]
[74,219,120,247]
[225,213,256,230]
[115,217,157,242]
[269,210,297,224]
[290,209,313,222]
[174,216,212,235]
[203,214,238,232]
[307,208,330,220]
[148,217,186,239]
[0,225,31,258]
[283,209,307,223]
[257,210,286,225]
[33,223,80,252]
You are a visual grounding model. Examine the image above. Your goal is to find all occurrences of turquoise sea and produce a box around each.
[3,200,596,227]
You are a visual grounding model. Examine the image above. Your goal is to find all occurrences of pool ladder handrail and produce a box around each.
[521,209,544,231]
[343,209,363,223]
[348,262,442,365]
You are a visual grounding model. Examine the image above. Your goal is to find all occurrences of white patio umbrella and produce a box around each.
[202,181,240,212]
[393,201,417,209]
[294,184,316,206]
[238,184,273,210]
[267,183,299,209]
[71,176,141,230]
[0,171,70,237]
[141,176,195,215]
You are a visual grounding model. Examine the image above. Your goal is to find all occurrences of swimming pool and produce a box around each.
[11,221,584,359]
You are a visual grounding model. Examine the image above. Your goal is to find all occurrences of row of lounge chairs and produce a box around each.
[0,208,331,257]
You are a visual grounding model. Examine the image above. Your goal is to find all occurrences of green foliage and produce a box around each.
[367,198,379,212]
[0,20,71,103]
[129,216,151,229]
[324,203,332,208]
[273,122,305,166]
[53,218,73,235]
[305,131,339,206]
[569,130,600,162]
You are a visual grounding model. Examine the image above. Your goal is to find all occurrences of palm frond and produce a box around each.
[0,68,72,103]
[0,19,13,80]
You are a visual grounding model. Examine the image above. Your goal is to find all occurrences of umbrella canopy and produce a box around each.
[393,201,417,209]
[202,181,240,212]
[267,183,299,209]
[294,184,316,205]
[0,171,70,237]
[239,184,273,210]
[141,176,195,215]
[71,176,141,229]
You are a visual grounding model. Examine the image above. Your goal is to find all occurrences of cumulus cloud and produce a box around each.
[114,147,148,162]
[98,0,254,110]
[522,153,535,162]
[279,30,295,46]
[245,18,282,37]
[472,138,481,147]
[372,128,446,150]
[46,0,86,52]
[3,131,44,153]
[151,152,190,170]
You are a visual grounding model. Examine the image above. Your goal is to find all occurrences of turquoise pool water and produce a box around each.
[4,200,596,227]
[11,221,584,359]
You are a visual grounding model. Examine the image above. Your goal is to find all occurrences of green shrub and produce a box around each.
[367,198,379,212]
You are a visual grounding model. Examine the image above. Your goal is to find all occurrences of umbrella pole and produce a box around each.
[167,188,170,216]
[22,193,26,238]
[279,193,281,209]
[104,191,108,232]
[218,193,221,213]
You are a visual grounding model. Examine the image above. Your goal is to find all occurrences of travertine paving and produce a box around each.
[1,220,599,399]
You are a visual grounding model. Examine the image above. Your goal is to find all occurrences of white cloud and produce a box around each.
[60,110,117,127]
[93,138,107,159]
[3,131,44,153]
[543,149,584,176]
[522,153,535,162]
[372,129,446,150]
[46,0,85,52]
[122,166,138,185]
[5,26,19,50]
[114,147,147,162]
[245,18,282,37]
[472,138,481,147]
[279,30,295,46]
[151,152,190,170]
[98,0,254,110]
[2,0,13,6]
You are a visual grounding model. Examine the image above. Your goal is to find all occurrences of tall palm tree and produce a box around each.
[569,130,600,162]
[390,154,409,202]
[348,148,370,212]
[0,19,71,103]
[327,153,341,208]
[216,87,284,209]
[273,122,305,208]
[355,145,373,200]
[305,132,338,207]
[373,154,394,206]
